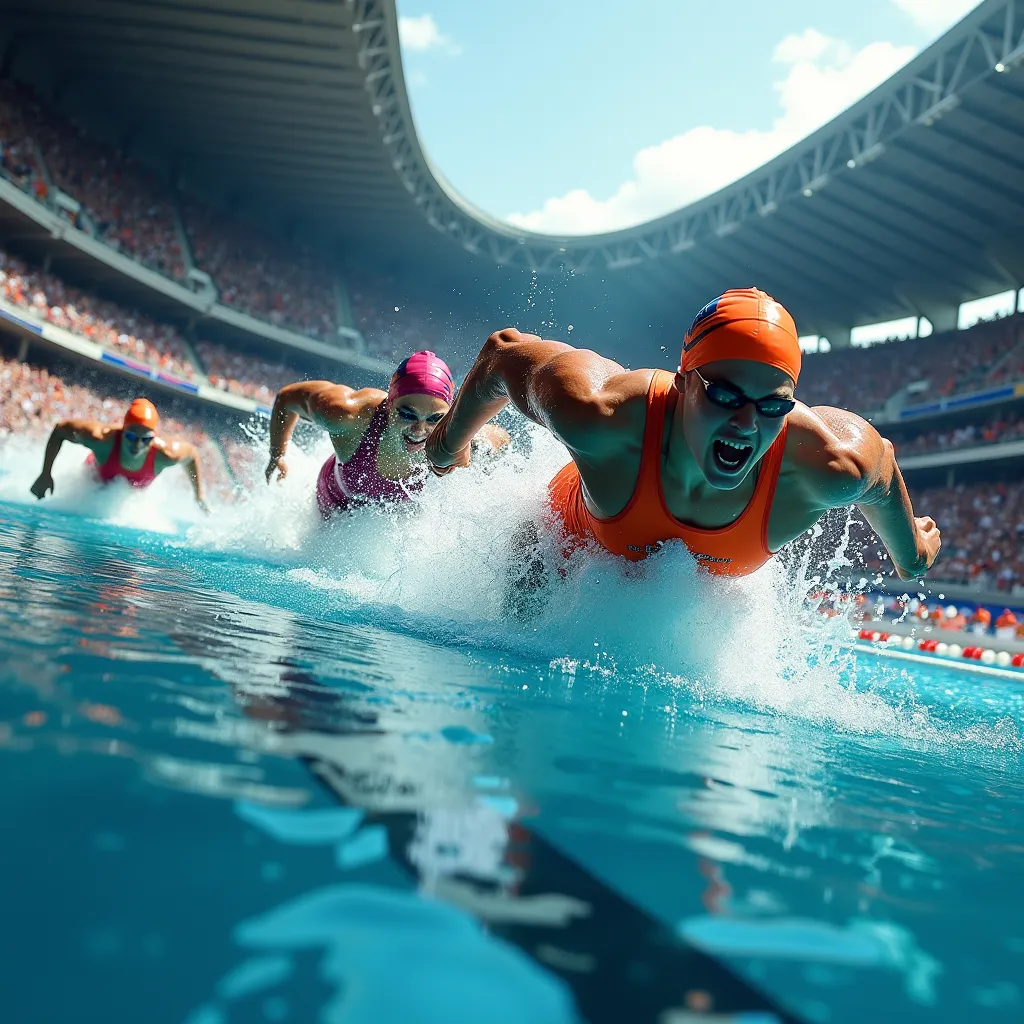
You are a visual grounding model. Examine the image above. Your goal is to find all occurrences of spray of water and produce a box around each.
[2,424,1020,751]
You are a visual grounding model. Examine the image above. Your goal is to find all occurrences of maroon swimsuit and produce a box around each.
[315,405,422,519]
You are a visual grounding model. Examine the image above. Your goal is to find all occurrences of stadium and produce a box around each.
[2,1,1024,1022]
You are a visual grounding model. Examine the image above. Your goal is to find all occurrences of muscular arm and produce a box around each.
[157,441,207,511]
[31,419,112,499]
[266,380,384,482]
[427,328,628,471]
[796,406,940,580]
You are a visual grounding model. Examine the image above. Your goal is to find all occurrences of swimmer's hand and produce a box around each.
[30,472,54,500]
[894,516,941,581]
[265,455,288,484]
[425,424,471,477]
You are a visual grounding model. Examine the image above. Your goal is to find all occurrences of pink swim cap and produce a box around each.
[388,350,455,405]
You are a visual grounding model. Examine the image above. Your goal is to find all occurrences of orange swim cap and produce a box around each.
[123,398,159,431]
[681,288,801,384]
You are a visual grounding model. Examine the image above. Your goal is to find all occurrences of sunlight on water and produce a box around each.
[2,423,1021,757]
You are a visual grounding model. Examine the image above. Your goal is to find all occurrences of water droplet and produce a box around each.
[567,324,574,332]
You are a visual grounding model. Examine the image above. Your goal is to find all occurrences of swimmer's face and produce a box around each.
[679,359,795,490]
[389,394,450,454]
[121,427,156,458]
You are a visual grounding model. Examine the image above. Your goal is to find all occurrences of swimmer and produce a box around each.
[427,289,940,581]
[30,398,209,511]
[265,350,509,518]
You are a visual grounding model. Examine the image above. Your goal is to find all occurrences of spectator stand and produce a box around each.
[798,311,1024,421]
[0,258,269,418]
[0,87,384,379]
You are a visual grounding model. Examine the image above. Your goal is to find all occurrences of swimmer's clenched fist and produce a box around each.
[426,292,940,582]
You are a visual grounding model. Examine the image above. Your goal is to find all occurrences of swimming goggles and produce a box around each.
[691,368,796,419]
[124,430,155,444]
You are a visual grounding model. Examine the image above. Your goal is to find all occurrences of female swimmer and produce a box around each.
[265,350,507,518]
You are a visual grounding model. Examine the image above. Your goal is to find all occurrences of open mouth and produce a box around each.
[403,434,426,452]
[712,438,754,474]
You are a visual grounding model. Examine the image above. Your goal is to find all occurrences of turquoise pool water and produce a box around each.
[1,442,1023,1022]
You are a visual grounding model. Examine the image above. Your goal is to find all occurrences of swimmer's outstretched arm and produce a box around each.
[266,381,385,482]
[30,419,111,499]
[427,328,626,474]
[795,406,941,581]
[156,440,208,513]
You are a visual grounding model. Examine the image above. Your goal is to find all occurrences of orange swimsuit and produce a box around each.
[547,370,788,577]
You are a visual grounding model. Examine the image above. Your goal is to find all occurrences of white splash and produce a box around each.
[0,434,207,533]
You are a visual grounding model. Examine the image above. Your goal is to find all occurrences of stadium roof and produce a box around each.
[4,0,1024,343]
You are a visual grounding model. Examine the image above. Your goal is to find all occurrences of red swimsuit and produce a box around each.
[87,432,160,488]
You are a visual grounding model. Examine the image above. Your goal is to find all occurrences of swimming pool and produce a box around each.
[1,447,1023,1022]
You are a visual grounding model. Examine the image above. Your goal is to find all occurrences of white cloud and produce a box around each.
[773,27,832,64]
[398,14,461,55]
[507,31,915,236]
[889,0,982,35]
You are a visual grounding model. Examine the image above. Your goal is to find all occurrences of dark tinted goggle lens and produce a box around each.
[754,397,796,418]
[705,384,794,418]
[704,383,745,409]
[125,431,154,443]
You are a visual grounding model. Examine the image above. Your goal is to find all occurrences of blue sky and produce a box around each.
[397,0,983,234]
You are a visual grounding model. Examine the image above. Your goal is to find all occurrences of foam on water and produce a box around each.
[2,424,1021,753]
[0,435,207,533]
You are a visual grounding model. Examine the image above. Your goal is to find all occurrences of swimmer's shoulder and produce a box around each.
[780,403,886,505]
[63,418,118,452]
[304,382,387,431]
[153,436,196,465]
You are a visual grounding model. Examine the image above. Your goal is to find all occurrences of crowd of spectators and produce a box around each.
[0,246,338,403]
[0,81,49,202]
[799,313,1024,416]
[894,410,1024,457]
[0,80,186,280]
[196,341,301,405]
[0,249,198,379]
[908,480,1024,593]
[0,74,497,372]
[179,199,339,341]
[0,76,347,343]
[0,354,233,496]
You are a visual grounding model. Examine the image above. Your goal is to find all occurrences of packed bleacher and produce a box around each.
[180,198,341,341]
[0,80,186,280]
[0,75,480,370]
[0,243,328,401]
[195,340,301,404]
[0,78,340,342]
[0,248,198,379]
[895,409,1024,457]
[798,312,1024,415]
[909,480,1024,594]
